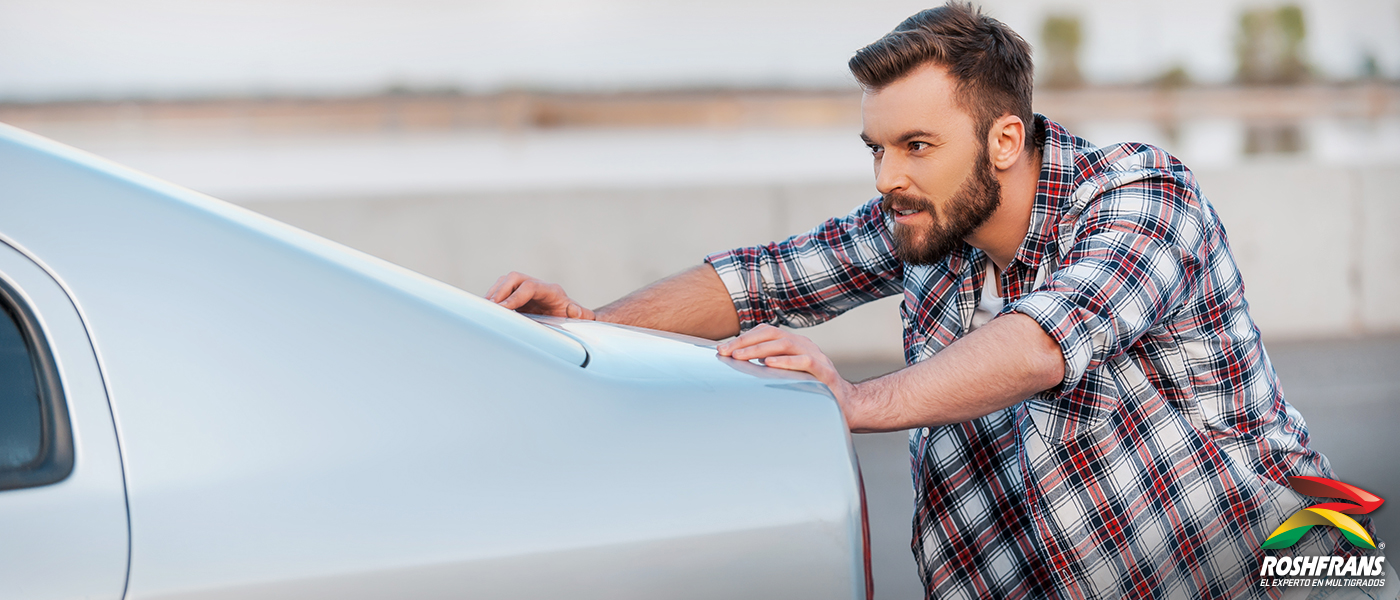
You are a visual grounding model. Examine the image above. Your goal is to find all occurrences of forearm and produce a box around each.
[594,264,741,340]
[844,313,1064,432]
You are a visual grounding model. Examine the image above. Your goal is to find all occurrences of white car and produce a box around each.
[0,123,871,600]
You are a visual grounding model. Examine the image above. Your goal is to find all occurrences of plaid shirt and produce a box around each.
[705,116,1363,599]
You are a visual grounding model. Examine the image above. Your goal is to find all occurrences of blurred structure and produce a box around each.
[1237,5,1311,85]
[1236,4,1312,153]
[3,0,1399,100]
[1039,14,1085,88]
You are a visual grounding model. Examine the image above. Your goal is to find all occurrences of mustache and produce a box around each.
[880,191,935,214]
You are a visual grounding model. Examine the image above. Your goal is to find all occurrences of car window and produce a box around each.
[0,300,42,470]
[0,279,73,491]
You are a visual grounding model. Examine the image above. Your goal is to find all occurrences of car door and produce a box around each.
[0,239,129,600]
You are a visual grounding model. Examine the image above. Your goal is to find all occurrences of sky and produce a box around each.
[1,0,1397,101]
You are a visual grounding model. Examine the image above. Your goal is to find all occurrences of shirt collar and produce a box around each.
[1010,114,1079,272]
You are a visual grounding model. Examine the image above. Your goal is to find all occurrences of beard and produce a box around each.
[881,146,1003,266]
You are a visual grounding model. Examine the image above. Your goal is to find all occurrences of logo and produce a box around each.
[1262,476,1385,550]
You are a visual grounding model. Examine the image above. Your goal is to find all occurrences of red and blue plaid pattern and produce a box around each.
[706,116,1364,599]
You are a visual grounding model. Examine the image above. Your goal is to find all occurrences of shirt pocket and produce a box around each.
[1021,353,1142,446]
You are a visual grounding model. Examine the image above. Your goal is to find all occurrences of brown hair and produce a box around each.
[850,3,1034,143]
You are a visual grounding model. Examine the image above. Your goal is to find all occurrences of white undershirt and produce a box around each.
[970,262,1004,332]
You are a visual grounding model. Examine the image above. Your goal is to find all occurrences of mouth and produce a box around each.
[892,207,925,223]
[882,192,933,225]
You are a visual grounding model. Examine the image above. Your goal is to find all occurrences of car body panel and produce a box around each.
[0,241,130,600]
[0,123,866,599]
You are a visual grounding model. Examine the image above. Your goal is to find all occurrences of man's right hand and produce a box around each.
[486,272,596,320]
[487,264,739,340]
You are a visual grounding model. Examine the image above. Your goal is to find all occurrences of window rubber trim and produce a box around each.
[0,275,74,491]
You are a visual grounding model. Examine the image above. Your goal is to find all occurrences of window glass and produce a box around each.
[0,302,42,471]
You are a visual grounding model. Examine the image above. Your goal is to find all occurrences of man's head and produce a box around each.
[851,3,1035,265]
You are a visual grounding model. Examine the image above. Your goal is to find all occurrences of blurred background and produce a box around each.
[2,0,1396,596]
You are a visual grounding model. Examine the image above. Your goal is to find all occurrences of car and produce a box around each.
[0,122,871,600]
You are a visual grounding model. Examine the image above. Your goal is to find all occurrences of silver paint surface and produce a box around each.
[0,123,865,600]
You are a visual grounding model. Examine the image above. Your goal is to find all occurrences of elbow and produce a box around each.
[1033,340,1067,393]
[1006,312,1066,393]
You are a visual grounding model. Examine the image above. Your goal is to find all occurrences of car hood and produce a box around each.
[530,315,834,393]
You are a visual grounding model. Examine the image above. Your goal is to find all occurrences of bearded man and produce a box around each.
[487,3,1389,599]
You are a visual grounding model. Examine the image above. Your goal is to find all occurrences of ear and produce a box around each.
[986,114,1026,171]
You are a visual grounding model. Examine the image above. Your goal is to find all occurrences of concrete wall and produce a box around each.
[239,162,1400,362]
[1197,163,1400,338]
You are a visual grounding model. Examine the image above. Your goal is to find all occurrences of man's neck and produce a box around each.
[965,147,1042,271]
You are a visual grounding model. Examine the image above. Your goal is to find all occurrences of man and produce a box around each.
[488,4,1389,599]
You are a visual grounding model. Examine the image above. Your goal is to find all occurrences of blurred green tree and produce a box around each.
[1154,64,1192,89]
[1040,14,1084,88]
[1236,5,1309,84]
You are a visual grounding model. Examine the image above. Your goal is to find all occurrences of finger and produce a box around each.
[486,272,516,302]
[719,326,786,356]
[487,272,527,303]
[762,353,843,385]
[498,280,541,311]
[759,353,816,373]
[729,338,801,361]
[717,324,787,355]
[565,302,595,320]
[762,354,848,399]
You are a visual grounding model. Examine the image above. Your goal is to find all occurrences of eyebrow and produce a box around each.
[860,129,944,145]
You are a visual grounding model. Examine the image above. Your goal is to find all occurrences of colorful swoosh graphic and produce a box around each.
[1262,476,1385,550]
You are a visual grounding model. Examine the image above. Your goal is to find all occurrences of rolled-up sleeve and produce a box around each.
[1007,179,1207,395]
[704,197,904,331]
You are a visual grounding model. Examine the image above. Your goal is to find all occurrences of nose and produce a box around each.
[874,151,910,196]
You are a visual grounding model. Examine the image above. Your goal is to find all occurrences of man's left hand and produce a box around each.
[716,324,858,406]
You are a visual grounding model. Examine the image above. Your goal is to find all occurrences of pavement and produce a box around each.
[838,335,1400,600]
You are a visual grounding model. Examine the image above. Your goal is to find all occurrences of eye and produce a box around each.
[867,144,883,156]
[909,141,930,152]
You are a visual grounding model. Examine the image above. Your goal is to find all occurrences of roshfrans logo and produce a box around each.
[1262,476,1385,550]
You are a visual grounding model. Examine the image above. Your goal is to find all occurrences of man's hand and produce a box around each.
[718,314,1064,433]
[486,272,595,320]
[486,265,741,340]
[717,324,858,405]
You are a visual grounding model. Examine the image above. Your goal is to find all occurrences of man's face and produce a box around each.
[861,63,1002,266]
